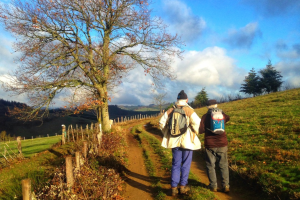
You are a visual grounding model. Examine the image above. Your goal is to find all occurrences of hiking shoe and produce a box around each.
[179,185,190,195]
[210,187,217,192]
[171,187,178,196]
[223,185,230,193]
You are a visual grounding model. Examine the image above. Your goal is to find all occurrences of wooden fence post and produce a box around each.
[75,152,80,170]
[109,120,113,129]
[61,125,66,145]
[17,136,22,155]
[81,126,84,140]
[66,156,74,188]
[76,124,79,141]
[22,178,31,200]
[70,125,74,142]
[83,141,88,159]
[86,124,89,139]
[67,126,70,142]
[97,123,102,155]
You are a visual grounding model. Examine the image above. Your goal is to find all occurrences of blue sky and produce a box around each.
[1,0,300,106]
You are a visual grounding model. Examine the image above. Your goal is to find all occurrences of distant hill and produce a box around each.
[118,103,172,112]
[72,105,160,121]
[0,100,160,138]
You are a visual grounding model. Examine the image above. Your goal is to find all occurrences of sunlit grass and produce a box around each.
[0,136,61,158]
[195,88,300,199]
[0,143,74,199]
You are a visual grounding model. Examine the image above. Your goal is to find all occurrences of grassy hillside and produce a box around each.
[195,88,300,199]
[1,116,95,138]
[0,105,159,138]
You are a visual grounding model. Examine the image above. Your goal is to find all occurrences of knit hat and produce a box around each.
[177,90,188,100]
[207,99,217,109]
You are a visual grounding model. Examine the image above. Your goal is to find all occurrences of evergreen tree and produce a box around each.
[194,88,209,107]
[240,68,261,97]
[259,60,283,94]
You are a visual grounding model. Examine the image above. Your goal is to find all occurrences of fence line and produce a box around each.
[18,111,163,199]
[113,112,161,124]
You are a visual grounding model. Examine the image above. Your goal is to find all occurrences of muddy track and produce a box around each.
[123,124,153,200]
[122,119,267,200]
[143,121,266,200]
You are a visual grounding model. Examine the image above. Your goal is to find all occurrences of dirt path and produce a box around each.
[123,125,153,200]
[191,151,264,200]
[143,122,265,200]
[141,134,173,199]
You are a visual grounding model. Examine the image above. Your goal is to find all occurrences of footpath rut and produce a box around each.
[123,120,265,200]
[123,126,153,200]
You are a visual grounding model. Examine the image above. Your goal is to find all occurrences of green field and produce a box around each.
[0,139,74,199]
[195,88,300,199]
[0,136,61,158]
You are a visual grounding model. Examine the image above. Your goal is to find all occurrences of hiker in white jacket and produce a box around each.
[159,90,201,196]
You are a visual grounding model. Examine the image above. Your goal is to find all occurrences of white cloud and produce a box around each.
[111,46,247,105]
[162,0,206,44]
[273,41,300,87]
[173,47,245,88]
[0,34,18,73]
[0,74,27,102]
[275,60,300,87]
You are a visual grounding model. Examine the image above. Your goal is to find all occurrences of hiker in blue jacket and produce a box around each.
[159,90,201,196]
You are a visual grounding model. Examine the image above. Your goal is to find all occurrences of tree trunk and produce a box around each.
[96,106,102,123]
[100,30,112,132]
[101,101,110,132]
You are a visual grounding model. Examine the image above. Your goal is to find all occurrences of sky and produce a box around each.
[0,0,300,106]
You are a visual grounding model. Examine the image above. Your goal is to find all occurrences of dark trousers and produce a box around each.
[205,146,229,189]
[171,147,193,187]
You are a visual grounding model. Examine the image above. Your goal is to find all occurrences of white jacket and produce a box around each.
[159,101,201,150]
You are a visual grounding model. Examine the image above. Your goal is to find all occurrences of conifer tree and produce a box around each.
[259,60,283,94]
[194,87,208,107]
[240,68,261,97]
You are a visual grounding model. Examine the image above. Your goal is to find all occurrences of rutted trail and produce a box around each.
[123,126,153,200]
[143,121,266,200]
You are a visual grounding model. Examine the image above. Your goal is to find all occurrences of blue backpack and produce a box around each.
[207,108,225,134]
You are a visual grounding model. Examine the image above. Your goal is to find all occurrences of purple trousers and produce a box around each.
[171,147,193,187]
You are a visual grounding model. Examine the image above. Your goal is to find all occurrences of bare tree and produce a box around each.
[0,0,182,131]
[153,92,167,113]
